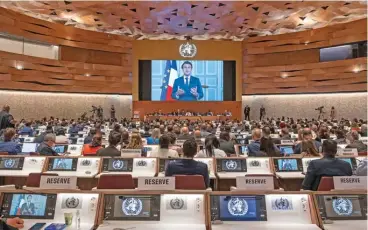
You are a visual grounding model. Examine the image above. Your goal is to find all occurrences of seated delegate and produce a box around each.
[0,128,22,155]
[82,134,102,156]
[149,134,179,158]
[97,131,121,157]
[165,138,209,188]
[302,139,352,191]
[196,135,226,158]
[36,133,58,156]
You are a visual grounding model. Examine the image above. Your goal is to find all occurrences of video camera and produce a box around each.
[315,106,324,110]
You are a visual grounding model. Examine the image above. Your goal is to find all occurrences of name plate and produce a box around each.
[137,177,175,190]
[270,134,280,139]
[121,149,142,156]
[236,176,274,190]
[333,176,367,190]
[40,176,77,189]
[281,140,295,145]
[175,140,186,145]
[341,148,358,156]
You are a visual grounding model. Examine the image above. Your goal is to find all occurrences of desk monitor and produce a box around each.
[216,159,247,172]
[102,158,133,172]
[339,157,357,171]
[273,158,303,172]
[52,145,67,154]
[279,146,294,156]
[103,195,160,221]
[238,145,248,156]
[0,193,57,219]
[0,157,24,170]
[210,195,267,221]
[47,158,78,171]
[159,158,181,173]
[317,195,367,220]
[236,139,248,145]
[21,143,39,153]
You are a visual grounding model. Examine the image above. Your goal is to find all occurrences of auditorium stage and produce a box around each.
[145,115,231,122]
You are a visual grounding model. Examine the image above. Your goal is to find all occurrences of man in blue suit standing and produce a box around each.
[171,61,204,101]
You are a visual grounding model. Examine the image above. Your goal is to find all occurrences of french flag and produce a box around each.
[160,60,178,101]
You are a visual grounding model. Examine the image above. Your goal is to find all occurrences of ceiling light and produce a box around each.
[16,65,23,70]
[281,73,288,78]
[353,66,361,73]
[305,41,309,45]
[85,73,91,77]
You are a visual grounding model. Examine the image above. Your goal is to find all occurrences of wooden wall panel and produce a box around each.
[243,19,367,95]
[59,46,128,66]
[0,50,132,94]
[133,101,242,120]
[0,7,132,53]
[0,7,133,94]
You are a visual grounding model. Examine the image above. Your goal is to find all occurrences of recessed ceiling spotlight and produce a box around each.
[353,66,361,73]
[305,41,309,45]
[281,73,288,78]
[16,65,23,70]
[85,73,91,77]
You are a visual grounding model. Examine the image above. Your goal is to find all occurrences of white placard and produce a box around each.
[176,140,186,145]
[137,177,175,190]
[270,134,280,139]
[333,176,367,190]
[236,176,274,190]
[281,139,295,145]
[121,149,142,157]
[341,148,358,156]
[40,176,77,189]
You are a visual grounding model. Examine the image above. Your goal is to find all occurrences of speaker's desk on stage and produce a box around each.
[146,115,231,121]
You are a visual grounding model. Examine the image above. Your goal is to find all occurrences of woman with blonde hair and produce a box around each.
[146,128,160,145]
[127,133,143,149]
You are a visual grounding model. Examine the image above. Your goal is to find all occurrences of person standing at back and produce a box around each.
[302,139,352,191]
[244,105,250,121]
[165,138,209,188]
[0,105,15,131]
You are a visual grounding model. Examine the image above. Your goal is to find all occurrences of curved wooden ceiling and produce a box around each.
[0,1,367,40]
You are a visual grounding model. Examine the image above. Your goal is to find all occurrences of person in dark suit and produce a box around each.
[260,105,266,121]
[218,132,235,155]
[36,134,58,156]
[244,105,250,121]
[20,195,35,215]
[165,138,209,188]
[346,131,367,153]
[302,139,352,191]
[0,105,15,131]
[171,61,204,101]
[177,127,192,140]
[97,131,121,157]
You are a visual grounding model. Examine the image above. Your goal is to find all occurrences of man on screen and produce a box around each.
[171,61,204,101]
[20,195,35,215]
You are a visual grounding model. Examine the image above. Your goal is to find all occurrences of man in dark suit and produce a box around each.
[21,195,35,215]
[244,105,250,121]
[177,127,192,140]
[36,134,58,156]
[218,132,235,155]
[171,61,204,101]
[260,105,266,121]
[346,131,367,153]
[165,138,209,188]
[97,131,121,157]
[302,139,352,191]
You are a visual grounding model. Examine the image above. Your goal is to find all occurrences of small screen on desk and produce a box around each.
[220,159,246,172]
[318,195,367,220]
[339,158,356,169]
[279,146,294,155]
[52,145,67,154]
[48,158,78,171]
[0,157,23,170]
[103,195,160,221]
[159,158,180,172]
[21,143,39,153]
[210,195,267,221]
[0,193,57,219]
[238,146,248,155]
[276,159,299,172]
[107,158,132,172]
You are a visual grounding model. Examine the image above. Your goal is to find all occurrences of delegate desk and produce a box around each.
[97,190,207,230]
[216,158,272,191]
[146,115,230,122]
[314,191,367,230]
[210,191,320,230]
[44,156,100,190]
[0,191,99,230]
[96,157,157,179]
[0,156,46,187]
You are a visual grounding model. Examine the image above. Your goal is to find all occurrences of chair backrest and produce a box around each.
[29,152,40,156]
[175,175,206,190]
[26,173,59,187]
[358,152,367,156]
[97,174,135,189]
[0,152,8,156]
[317,176,335,191]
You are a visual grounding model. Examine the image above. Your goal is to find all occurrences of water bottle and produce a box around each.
[76,210,81,229]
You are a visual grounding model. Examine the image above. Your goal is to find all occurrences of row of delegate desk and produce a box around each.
[0,188,366,229]
[0,155,365,191]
